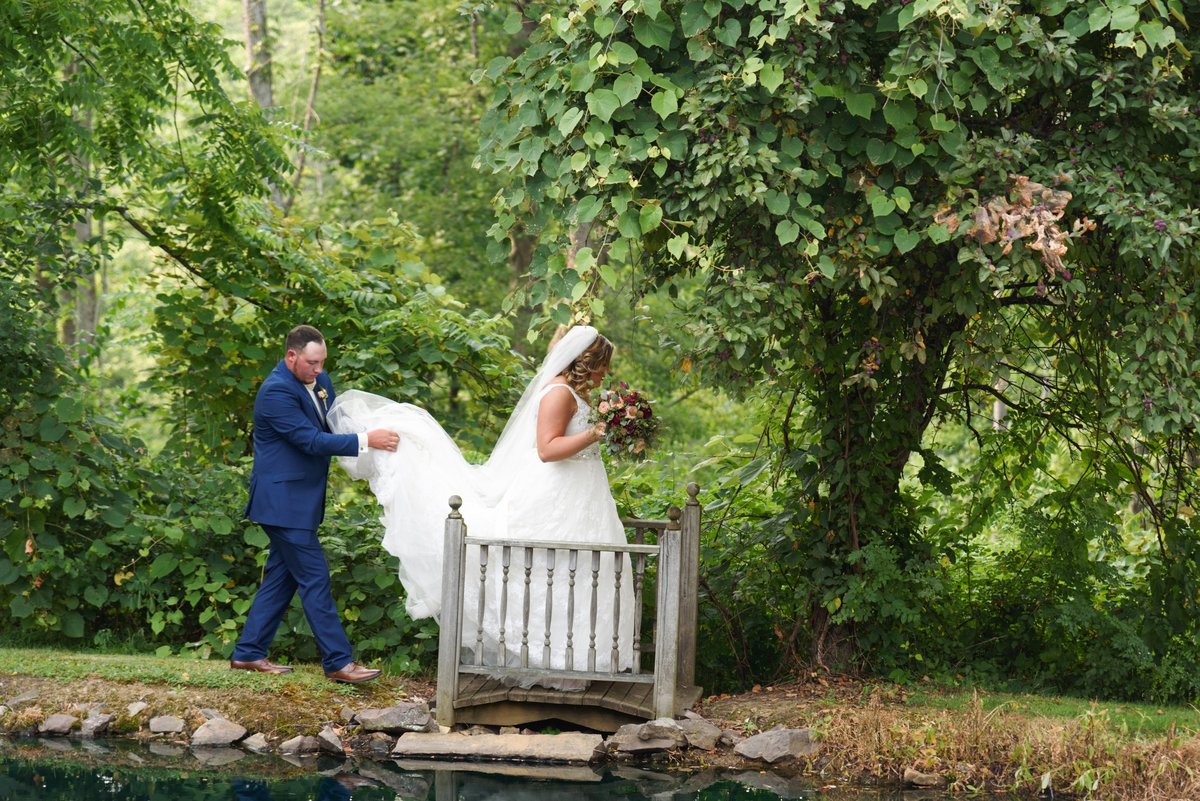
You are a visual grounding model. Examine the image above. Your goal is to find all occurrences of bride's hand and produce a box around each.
[590,422,607,442]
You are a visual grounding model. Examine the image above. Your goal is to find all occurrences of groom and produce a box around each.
[231,324,399,683]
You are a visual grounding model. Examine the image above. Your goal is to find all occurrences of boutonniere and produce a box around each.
[316,387,328,411]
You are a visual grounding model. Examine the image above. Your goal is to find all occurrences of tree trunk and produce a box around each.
[243,0,283,206]
[243,0,274,110]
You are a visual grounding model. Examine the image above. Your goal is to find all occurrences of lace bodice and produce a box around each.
[538,384,600,461]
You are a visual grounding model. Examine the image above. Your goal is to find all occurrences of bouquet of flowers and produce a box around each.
[595,382,659,460]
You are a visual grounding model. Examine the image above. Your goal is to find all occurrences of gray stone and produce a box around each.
[679,718,723,751]
[392,732,604,764]
[279,735,324,754]
[5,691,38,710]
[81,712,115,739]
[719,729,743,747]
[317,726,345,756]
[38,715,77,736]
[240,733,270,753]
[126,702,148,718]
[608,723,680,754]
[499,726,520,735]
[191,718,246,747]
[638,718,687,747]
[149,743,185,757]
[149,716,186,734]
[357,703,436,734]
[198,708,225,721]
[904,767,946,787]
[193,747,245,767]
[340,706,356,724]
[365,732,394,756]
[733,727,819,764]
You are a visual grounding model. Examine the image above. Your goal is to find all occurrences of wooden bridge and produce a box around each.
[434,484,703,733]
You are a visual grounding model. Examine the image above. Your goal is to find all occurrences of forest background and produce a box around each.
[3,0,1200,708]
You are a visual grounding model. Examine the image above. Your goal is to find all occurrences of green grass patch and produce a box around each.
[0,648,402,701]
[904,687,1200,738]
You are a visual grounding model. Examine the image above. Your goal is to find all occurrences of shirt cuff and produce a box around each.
[358,432,369,454]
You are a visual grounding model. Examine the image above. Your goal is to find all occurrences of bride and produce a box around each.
[327,326,634,675]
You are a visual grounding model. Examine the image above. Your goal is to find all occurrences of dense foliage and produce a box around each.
[8,0,1200,708]
[479,0,1200,688]
[0,0,518,666]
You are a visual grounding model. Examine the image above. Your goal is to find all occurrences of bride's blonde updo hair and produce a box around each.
[559,333,613,395]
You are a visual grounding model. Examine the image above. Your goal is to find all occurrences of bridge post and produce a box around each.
[677,483,700,690]
[652,511,682,719]
[435,496,466,727]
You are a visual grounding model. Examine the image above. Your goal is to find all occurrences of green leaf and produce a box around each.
[760,63,785,93]
[63,496,86,518]
[84,585,109,607]
[54,396,84,423]
[558,107,584,136]
[618,209,642,239]
[586,90,622,122]
[0,559,18,586]
[1109,4,1139,30]
[929,112,956,132]
[149,553,179,579]
[10,596,32,619]
[639,203,664,233]
[575,195,603,223]
[651,90,678,119]
[613,73,643,106]
[883,99,917,129]
[892,186,913,213]
[765,190,791,215]
[667,234,689,258]
[893,228,921,254]
[680,2,712,36]
[1088,4,1112,31]
[599,265,620,288]
[844,92,876,119]
[503,10,524,35]
[633,15,674,49]
[871,194,897,217]
[865,139,897,165]
[39,416,67,442]
[776,219,800,245]
[907,77,928,98]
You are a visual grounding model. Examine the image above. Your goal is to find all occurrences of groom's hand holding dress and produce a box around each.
[230,324,398,683]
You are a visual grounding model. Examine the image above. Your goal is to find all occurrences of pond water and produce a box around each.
[0,738,947,801]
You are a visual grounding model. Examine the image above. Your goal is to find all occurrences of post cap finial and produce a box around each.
[687,482,700,504]
[448,495,463,518]
[667,505,681,529]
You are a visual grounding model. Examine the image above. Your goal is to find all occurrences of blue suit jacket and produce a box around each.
[244,361,360,530]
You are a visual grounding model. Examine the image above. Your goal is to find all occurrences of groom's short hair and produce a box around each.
[286,324,324,354]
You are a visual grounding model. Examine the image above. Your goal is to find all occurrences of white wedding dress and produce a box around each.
[327,327,634,678]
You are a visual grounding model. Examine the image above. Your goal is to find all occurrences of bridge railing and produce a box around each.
[435,484,700,726]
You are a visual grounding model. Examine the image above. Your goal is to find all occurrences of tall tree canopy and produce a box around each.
[479,0,1200,665]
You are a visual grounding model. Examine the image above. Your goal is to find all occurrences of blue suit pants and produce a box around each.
[231,525,353,673]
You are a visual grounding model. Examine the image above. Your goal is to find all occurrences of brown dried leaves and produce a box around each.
[966,175,1095,274]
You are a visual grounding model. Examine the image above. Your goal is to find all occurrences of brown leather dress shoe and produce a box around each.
[324,661,382,684]
[230,658,294,675]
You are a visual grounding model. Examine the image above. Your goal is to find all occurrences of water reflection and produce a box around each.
[0,738,944,801]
